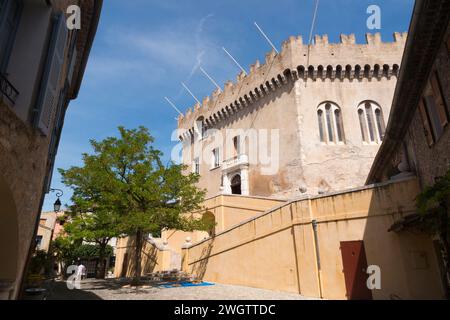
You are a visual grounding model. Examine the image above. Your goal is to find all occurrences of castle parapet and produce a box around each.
[177,32,407,135]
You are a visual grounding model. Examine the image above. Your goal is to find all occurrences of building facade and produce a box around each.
[0,0,102,299]
[178,33,406,199]
[116,0,449,300]
[367,0,450,296]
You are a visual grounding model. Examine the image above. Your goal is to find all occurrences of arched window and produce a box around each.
[317,102,345,144]
[202,212,216,237]
[231,174,242,195]
[358,101,385,143]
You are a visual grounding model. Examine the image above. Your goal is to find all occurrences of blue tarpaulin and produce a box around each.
[160,281,214,288]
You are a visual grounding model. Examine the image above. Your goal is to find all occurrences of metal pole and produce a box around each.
[222,47,247,75]
[254,22,279,54]
[181,82,201,105]
[200,67,221,91]
[164,97,183,116]
[312,219,324,298]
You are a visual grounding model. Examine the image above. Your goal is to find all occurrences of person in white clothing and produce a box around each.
[76,263,86,281]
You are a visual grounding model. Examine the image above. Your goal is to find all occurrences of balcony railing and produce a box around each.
[222,154,249,172]
[0,73,19,105]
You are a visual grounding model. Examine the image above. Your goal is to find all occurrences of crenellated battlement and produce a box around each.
[177,32,407,137]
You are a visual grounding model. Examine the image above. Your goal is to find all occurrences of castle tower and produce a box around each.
[177,32,407,199]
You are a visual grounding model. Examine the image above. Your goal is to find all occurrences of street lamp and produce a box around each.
[49,188,64,212]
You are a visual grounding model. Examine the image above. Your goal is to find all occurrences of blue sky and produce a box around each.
[43,0,415,211]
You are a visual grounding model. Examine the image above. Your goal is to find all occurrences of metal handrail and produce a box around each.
[0,73,19,105]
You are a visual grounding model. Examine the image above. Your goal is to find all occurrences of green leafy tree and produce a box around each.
[59,152,123,278]
[51,236,78,278]
[59,126,210,283]
[417,170,450,298]
[61,212,118,278]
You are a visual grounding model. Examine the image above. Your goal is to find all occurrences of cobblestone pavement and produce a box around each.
[45,279,317,300]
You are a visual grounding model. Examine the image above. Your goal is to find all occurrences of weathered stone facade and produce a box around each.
[368,1,450,189]
[0,0,102,299]
[178,33,406,199]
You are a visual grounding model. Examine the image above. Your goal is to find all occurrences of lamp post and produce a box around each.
[49,188,64,212]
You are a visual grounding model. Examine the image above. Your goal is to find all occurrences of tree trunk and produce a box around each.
[133,230,143,285]
[96,242,107,279]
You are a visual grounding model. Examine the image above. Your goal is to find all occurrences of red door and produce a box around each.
[340,241,373,300]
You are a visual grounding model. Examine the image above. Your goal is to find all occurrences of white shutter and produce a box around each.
[35,13,68,136]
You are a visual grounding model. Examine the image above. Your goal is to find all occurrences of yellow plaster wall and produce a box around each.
[183,178,444,300]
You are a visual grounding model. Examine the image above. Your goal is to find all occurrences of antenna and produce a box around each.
[200,67,221,92]
[222,47,247,75]
[254,22,279,54]
[164,97,183,116]
[306,0,320,87]
[181,82,201,105]
[307,0,320,59]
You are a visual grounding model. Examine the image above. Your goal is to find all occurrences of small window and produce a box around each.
[231,174,242,195]
[420,72,449,144]
[317,102,345,144]
[193,157,200,174]
[35,235,43,250]
[358,101,385,143]
[195,117,206,140]
[419,100,434,146]
[212,148,221,168]
[233,136,241,156]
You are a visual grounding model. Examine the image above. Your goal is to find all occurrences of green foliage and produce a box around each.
[58,126,209,279]
[58,126,209,237]
[417,170,450,214]
[73,244,113,258]
[28,250,52,275]
[51,236,112,263]
[51,236,78,268]
[416,170,450,235]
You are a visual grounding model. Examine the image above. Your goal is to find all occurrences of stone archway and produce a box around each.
[231,174,242,195]
[0,174,19,299]
[202,211,216,237]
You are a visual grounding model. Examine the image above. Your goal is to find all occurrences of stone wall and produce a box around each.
[179,33,406,199]
[182,178,444,300]
[0,100,51,299]
[377,30,450,187]
[114,195,287,276]
[0,0,99,299]
[408,35,450,188]
[114,236,172,278]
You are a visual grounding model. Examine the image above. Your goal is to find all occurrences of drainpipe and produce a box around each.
[312,219,323,298]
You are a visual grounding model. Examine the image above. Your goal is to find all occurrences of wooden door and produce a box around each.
[340,240,373,300]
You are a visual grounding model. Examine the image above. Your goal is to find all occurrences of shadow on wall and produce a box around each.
[183,178,445,299]
[190,238,215,281]
[359,181,446,300]
[0,174,19,300]
[118,236,159,278]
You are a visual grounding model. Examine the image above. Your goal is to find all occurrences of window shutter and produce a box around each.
[0,0,23,73]
[67,47,77,85]
[35,13,68,136]
[419,100,434,146]
[44,84,68,193]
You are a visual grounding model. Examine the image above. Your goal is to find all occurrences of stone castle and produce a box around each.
[116,1,450,299]
[177,32,407,199]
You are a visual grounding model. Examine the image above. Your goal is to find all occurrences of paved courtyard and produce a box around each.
[44,279,316,300]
